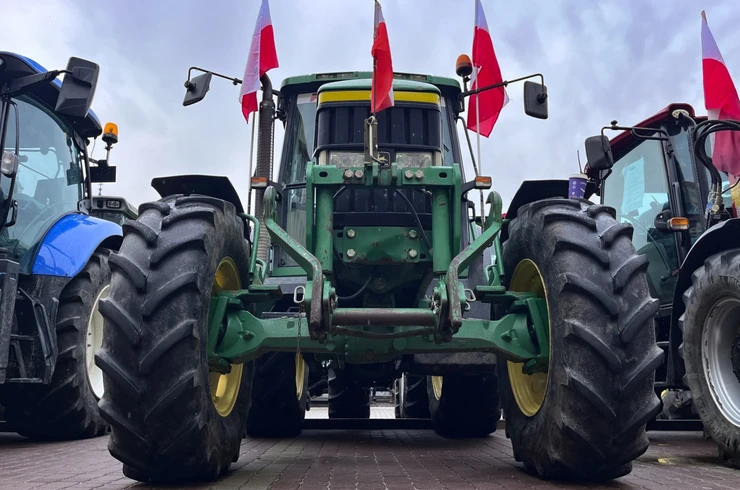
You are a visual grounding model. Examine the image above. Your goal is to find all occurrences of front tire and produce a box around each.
[246,352,309,438]
[499,198,662,480]
[328,367,370,418]
[0,249,111,440]
[97,196,253,483]
[426,373,500,437]
[679,248,740,467]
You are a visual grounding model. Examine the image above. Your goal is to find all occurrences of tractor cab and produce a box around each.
[585,104,735,305]
[0,52,119,272]
[272,73,467,275]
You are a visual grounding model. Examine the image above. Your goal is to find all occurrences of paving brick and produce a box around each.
[3,425,740,489]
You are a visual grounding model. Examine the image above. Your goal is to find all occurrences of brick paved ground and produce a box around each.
[2,423,740,490]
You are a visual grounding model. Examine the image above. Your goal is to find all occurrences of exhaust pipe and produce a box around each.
[254,74,275,263]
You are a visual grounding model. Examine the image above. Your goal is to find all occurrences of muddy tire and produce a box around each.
[246,352,309,438]
[96,196,253,483]
[426,373,500,437]
[0,250,111,440]
[328,367,370,418]
[679,248,740,467]
[395,374,431,419]
[499,198,662,481]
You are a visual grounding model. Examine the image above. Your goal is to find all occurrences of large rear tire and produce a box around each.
[0,249,111,440]
[426,373,500,437]
[97,196,253,483]
[328,367,370,419]
[679,248,740,467]
[499,198,662,481]
[246,352,309,438]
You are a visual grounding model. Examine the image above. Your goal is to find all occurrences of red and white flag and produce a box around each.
[371,0,394,113]
[240,0,279,123]
[701,10,740,178]
[466,0,508,138]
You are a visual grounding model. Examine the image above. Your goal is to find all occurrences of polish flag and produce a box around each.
[701,10,740,178]
[240,0,279,123]
[466,0,508,138]
[371,1,394,113]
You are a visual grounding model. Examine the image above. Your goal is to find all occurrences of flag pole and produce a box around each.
[372,0,378,117]
[475,66,485,227]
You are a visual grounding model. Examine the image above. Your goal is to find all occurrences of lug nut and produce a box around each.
[415,170,424,179]
[408,249,418,259]
[404,170,414,179]
[408,230,418,239]
[347,229,356,239]
[354,169,364,179]
[346,248,357,259]
[343,169,354,180]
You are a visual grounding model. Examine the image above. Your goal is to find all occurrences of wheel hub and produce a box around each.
[86,285,110,399]
[507,259,550,417]
[209,257,244,417]
[702,296,740,427]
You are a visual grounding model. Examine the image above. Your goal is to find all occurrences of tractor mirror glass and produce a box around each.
[584,135,614,171]
[1,151,19,178]
[55,57,99,119]
[523,81,548,119]
[183,72,213,107]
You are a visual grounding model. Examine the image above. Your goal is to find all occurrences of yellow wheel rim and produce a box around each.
[295,353,306,400]
[431,376,443,400]
[209,257,244,417]
[507,259,550,417]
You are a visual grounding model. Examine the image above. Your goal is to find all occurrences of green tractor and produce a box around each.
[582,104,740,466]
[96,59,662,483]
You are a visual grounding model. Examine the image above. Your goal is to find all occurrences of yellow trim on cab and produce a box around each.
[318,90,440,105]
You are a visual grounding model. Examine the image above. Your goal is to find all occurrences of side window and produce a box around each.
[5,96,82,204]
[440,98,454,165]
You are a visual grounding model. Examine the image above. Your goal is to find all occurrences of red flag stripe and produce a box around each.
[701,11,740,177]
[371,1,394,113]
[240,0,279,123]
[466,0,507,138]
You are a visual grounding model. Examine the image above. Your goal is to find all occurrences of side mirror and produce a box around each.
[183,72,213,106]
[654,209,672,232]
[1,152,19,178]
[523,81,548,119]
[55,57,99,118]
[584,135,614,171]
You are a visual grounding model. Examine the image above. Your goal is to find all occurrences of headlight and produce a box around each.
[330,152,365,168]
[396,152,432,168]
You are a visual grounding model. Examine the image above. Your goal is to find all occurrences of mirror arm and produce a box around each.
[601,122,670,142]
[0,69,71,97]
[184,67,280,97]
[459,73,546,101]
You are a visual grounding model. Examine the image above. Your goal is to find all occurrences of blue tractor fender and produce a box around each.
[32,213,123,277]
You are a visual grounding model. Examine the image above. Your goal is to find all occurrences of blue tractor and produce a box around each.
[0,52,123,440]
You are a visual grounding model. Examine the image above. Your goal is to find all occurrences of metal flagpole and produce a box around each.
[475,66,485,228]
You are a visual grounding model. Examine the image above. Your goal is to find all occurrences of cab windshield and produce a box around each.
[0,95,84,271]
[277,91,457,268]
[602,136,679,304]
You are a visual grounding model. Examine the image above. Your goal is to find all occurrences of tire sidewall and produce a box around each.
[681,252,740,457]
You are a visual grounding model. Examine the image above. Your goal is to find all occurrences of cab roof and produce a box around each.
[318,78,440,94]
[281,71,460,95]
[0,51,103,139]
[609,103,697,156]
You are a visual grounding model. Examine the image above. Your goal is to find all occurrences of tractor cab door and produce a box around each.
[602,134,681,305]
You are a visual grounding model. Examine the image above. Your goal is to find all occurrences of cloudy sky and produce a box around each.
[2,0,738,211]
